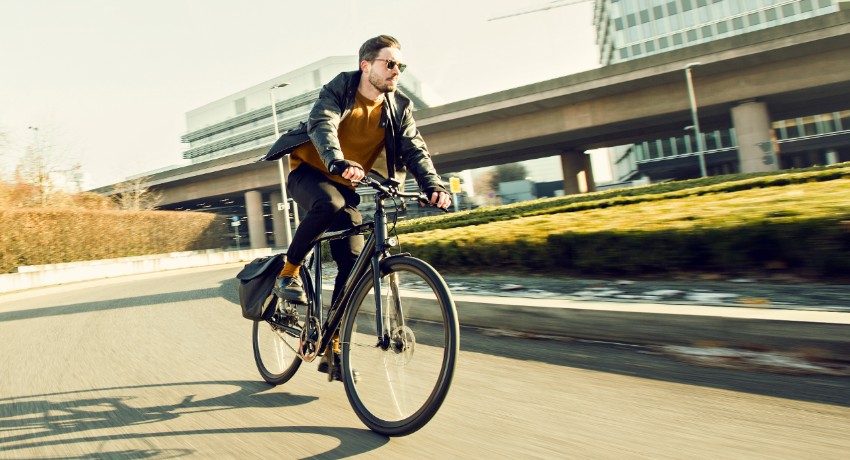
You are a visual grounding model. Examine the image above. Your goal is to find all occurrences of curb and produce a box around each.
[0,248,273,294]
[452,294,850,360]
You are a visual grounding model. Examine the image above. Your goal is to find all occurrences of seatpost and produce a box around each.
[312,242,323,323]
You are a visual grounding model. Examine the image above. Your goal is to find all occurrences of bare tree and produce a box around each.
[112,176,163,211]
[0,129,9,207]
[15,143,53,208]
[13,126,83,208]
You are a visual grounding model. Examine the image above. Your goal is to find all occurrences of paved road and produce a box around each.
[1,264,848,459]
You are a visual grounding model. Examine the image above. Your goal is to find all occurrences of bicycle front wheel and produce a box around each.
[340,256,459,436]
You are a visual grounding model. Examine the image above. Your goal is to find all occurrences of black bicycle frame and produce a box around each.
[302,188,401,358]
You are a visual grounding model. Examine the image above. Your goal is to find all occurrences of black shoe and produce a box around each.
[318,352,343,382]
[273,275,307,304]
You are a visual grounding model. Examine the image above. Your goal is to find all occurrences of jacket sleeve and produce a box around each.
[307,76,347,170]
[397,104,447,193]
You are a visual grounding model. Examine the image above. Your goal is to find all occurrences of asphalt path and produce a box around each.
[1,264,848,459]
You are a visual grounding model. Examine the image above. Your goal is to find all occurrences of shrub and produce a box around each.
[0,208,226,273]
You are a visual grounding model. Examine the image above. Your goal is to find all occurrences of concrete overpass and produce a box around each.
[102,10,850,249]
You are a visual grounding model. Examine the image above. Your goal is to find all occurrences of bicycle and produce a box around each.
[251,176,460,436]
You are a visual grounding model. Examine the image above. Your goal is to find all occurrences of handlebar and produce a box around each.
[355,176,449,212]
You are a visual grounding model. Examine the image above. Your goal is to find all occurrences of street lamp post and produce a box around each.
[684,62,708,178]
[269,82,297,248]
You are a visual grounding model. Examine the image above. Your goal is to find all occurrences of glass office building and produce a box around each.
[593,0,848,182]
[595,0,838,65]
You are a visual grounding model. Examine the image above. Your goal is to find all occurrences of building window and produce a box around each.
[784,119,801,138]
[646,141,659,159]
[659,138,673,157]
[673,33,683,45]
[646,40,655,52]
[766,7,778,22]
[659,36,669,49]
[747,12,761,26]
[704,131,718,150]
[800,0,814,13]
[687,29,698,42]
[667,1,678,15]
[720,129,734,148]
[732,17,744,30]
[774,123,787,141]
[837,110,849,130]
[634,143,645,161]
[701,24,713,38]
[817,114,837,133]
[801,116,819,136]
[782,3,796,18]
[675,136,687,155]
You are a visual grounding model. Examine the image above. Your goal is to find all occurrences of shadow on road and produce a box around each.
[0,379,387,459]
[0,278,241,323]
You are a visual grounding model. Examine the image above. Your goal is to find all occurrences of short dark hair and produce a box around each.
[359,35,401,62]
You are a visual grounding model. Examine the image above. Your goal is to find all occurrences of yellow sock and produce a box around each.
[278,261,300,279]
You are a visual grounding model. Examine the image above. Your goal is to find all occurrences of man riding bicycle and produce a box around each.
[271,35,451,379]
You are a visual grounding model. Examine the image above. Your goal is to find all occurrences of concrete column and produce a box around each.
[244,190,267,249]
[269,191,287,248]
[731,101,777,173]
[560,151,597,195]
[825,149,839,165]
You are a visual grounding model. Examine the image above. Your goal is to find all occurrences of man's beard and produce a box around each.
[369,71,397,93]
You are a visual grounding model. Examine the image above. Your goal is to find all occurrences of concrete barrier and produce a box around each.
[0,248,274,294]
[449,294,850,358]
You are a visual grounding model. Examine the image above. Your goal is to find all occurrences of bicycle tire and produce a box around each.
[340,256,459,436]
[252,269,314,385]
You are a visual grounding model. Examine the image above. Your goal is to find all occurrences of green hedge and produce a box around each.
[396,175,850,279]
[0,208,226,273]
[396,162,850,235]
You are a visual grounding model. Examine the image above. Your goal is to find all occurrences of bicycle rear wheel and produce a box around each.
[340,256,459,436]
[252,270,314,385]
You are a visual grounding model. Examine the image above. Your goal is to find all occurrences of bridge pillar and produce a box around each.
[269,191,287,248]
[560,151,596,195]
[244,190,267,249]
[731,100,777,173]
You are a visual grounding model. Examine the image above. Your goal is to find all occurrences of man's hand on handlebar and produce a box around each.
[328,159,366,185]
[341,165,366,185]
[429,191,451,210]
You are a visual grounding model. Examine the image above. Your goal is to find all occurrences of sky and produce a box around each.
[0,0,602,189]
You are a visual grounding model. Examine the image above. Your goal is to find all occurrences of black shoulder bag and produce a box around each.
[236,254,284,320]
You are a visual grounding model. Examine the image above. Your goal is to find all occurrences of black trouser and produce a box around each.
[286,165,363,305]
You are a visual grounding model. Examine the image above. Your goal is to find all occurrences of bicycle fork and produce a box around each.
[371,209,406,351]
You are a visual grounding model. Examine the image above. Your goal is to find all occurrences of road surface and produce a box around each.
[1,264,848,459]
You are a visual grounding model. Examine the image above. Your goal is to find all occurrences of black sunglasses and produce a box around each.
[373,58,407,73]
